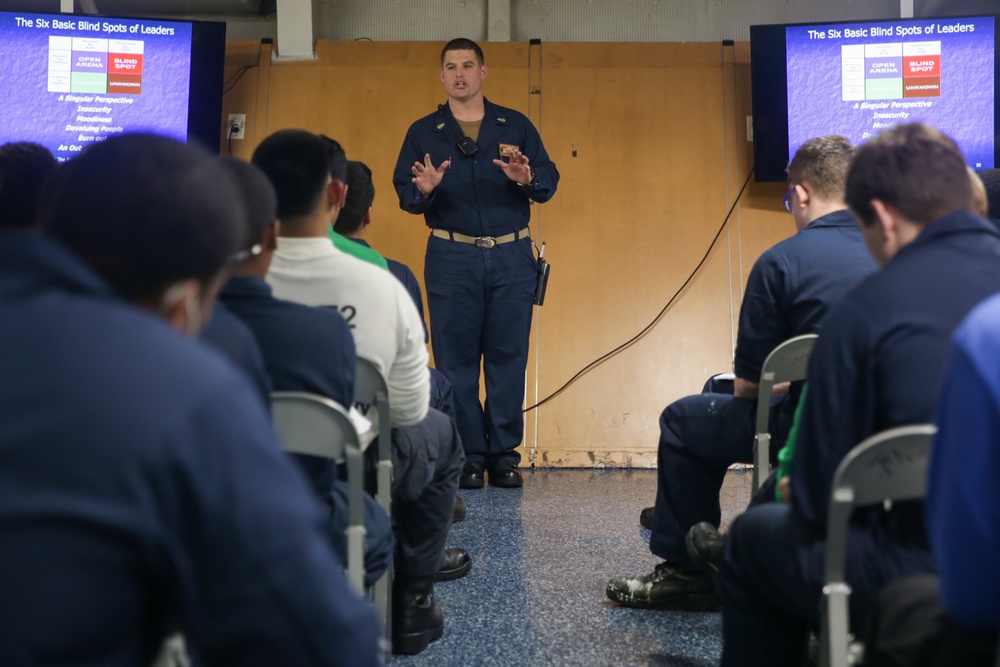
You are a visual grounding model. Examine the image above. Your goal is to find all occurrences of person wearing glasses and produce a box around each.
[606,135,877,611]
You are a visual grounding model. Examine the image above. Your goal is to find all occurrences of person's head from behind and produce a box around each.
[975,168,1000,220]
[318,134,348,185]
[40,133,244,335]
[0,142,58,232]
[968,167,988,217]
[440,38,487,102]
[251,129,345,233]
[215,156,279,277]
[846,123,971,266]
[334,160,375,237]
[785,135,853,232]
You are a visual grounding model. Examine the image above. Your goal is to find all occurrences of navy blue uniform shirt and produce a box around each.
[734,209,878,382]
[200,300,272,404]
[0,235,380,666]
[791,210,1000,538]
[393,98,559,236]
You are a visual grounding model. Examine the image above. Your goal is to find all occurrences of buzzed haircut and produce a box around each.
[846,123,972,227]
[40,134,244,303]
[318,134,347,184]
[0,142,58,231]
[976,168,1000,219]
[786,135,854,202]
[215,156,277,251]
[334,160,375,236]
[252,129,331,220]
[441,38,484,66]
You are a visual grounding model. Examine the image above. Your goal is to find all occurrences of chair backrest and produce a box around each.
[271,391,359,459]
[752,333,818,490]
[820,423,936,667]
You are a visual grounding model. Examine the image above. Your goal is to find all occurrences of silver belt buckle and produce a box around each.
[475,236,496,249]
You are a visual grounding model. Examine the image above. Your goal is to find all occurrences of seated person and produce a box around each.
[607,135,877,610]
[251,129,467,656]
[0,141,57,232]
[717,123,1000,667]
[0,134,380,666]
[215,156,393,590]
[336,158,455,418]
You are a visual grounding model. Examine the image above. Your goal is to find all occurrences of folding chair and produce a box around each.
[752,333,818,492]
[819,423,936,667]
[271,392,366,596]
[354,358,394,654]
[150,634,189,667]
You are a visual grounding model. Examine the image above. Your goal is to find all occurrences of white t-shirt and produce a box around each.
[267,237,430,433]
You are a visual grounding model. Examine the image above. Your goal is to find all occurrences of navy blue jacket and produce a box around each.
[393,98,559,236]
[219,275,356,497]
[200,300,272,404]
[0,235,380,666]
[791,211,1000,540]
[734,209,878,382]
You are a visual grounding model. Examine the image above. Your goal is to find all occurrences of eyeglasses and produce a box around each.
[226,243,262,265]
[782,187,795,214]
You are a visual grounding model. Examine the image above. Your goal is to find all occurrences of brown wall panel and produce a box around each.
[220,40,797,467]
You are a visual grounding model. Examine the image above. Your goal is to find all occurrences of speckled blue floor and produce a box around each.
[393,468,751,667]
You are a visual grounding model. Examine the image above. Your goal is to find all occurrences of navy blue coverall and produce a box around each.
[650,210,877,567]
[0,235,381,667]
[719,211,1000,667]
[394,98,559,465]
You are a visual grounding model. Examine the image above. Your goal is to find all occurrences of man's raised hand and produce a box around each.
[412,153,450,196]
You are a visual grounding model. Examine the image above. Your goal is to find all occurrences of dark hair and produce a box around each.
[334,160,375,236]
[786,135,853,202]
[441,38,484,66]
[318,134,348,184]
[251,129,330,220]
[977,168,1000,219]
[846,123,972,227]
[215,156,277,251]
[41,134,243,303]
[0,142,58,231]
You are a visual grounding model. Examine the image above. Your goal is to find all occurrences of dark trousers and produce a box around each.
[650,392,785,567]
[388,407,465,577]
[717,503,936,667]
[424,235,536,464]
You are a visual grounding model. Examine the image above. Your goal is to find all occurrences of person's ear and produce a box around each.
[264,220,280,252]
[361,206,373,229]
[794,183,810,211]
[870,199,897,243]
[327,179,347,213]
[481,64,488,80]
[158,279,202,337]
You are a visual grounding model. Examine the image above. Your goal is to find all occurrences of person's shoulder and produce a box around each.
[954,292,1000,357]
[406,108,446,134]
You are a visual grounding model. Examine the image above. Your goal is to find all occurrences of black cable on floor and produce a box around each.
[523,166,756,414]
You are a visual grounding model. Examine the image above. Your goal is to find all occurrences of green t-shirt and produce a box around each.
[775,383,808,502]
[328,229,388,270]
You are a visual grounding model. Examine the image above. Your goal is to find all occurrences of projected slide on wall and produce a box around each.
[787,17,995,169]
[0,13,192,161]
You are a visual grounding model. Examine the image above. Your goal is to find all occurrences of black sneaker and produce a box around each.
[639,506,655,529]
[605,562,720,610]
[685,522,724,578]
[487,459,523,488]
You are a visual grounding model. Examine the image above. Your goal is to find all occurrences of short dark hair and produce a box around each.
[846,123,972,227]
[977,168,1000,219]
[0,142,58,231]
[786,135,853,202]
[215,156,277,251]
[251,129,330,220]
[441,38,484,66]
[41,134,243,303]
[318,134,348,184]
[334,160,375,236]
